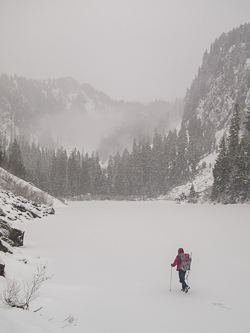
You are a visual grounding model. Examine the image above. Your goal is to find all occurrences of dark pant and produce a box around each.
[179,269,188,290]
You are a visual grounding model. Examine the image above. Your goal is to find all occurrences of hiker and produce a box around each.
[171,248,190,292]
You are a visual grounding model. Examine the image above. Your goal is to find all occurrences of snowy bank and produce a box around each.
[0,167,64,208]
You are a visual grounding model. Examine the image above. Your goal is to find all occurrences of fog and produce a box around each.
[1,1,250,158]
[35,102,124,154]
[1,0,250,103]
[33,96,183,161]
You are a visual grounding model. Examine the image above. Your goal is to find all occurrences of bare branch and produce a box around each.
[0,263,52,310]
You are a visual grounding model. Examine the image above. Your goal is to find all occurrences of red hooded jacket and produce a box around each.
[171,248,184,271]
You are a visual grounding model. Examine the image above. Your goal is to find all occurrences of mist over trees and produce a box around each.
[0,115,215,199]
[1,24,250,202]
[0,74,183,162]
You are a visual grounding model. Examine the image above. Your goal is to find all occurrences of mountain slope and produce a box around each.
[182,23,250,136]
[0,167,63,207]
[0,75,183,160]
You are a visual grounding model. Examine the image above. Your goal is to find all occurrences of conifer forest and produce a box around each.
[1,23,250,202]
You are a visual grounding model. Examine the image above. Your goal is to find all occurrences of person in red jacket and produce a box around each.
[171,248,190,292]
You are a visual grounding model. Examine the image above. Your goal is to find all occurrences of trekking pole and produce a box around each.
[170,266,173,291]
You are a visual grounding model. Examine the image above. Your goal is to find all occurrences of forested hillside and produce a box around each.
[183,23,250,132]
[1,24,250,201]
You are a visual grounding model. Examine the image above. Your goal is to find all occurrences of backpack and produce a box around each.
[179,253,191,271]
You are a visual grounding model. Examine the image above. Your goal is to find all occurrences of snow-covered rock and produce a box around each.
[0,167,64,258]
[0,167,64,208]
[0,186,57,257]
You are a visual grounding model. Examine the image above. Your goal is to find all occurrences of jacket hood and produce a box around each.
[178,248,184,254]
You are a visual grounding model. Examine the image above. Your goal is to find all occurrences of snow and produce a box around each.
[245,58,250,69]
[215,129,225,144]
[162,152,217,202]
[0,167,64,208]
[1,200,250,332]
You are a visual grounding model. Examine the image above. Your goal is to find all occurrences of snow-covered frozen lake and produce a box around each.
[2,200,250,332]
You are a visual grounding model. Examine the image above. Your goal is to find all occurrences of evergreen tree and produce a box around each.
[176,124,189,183]
[140,140,152,194]
[55,148,68,197]
[8,138,26,179]
[228,104,240,159]
[129,139,144,195]
[234,139,249,200]
[227,104,240,199]
[188,116,203,173]
[80,153,92,195]
[121,149,130,196]
[188,183,197,203]
[68,149,81,196]
[92,153,106,195]
[203,120,216,154]
[49,153,59,196]
[106,155,115,196]
[166,130,178,188]
[211,137,229,200]
[114,159,127,196]
[244,108,250,134]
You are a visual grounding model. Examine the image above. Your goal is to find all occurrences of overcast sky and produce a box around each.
[1,0,250,103]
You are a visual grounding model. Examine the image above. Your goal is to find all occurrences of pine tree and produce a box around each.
[106,155,115,196]
[90,153,106,195]
[234,139,249,200]
[80,153,92,195]
[8,138,26,179]
[228,104,240,159]
[227,104,240,199]
[55,148,68,197]
[68,149,81,196]
[188,183,197,203]
[244,108,250,134]
[129,139,144,196]
[49,153,58,196]
[176,124,188,183]
[188,116,203,174]
[140,140,152,194]
[211,137,229,200]
[166,130,178,188]
[114,160,127,196]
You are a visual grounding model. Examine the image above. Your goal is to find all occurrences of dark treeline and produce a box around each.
[0,115,215,199]
[212,105,250,203]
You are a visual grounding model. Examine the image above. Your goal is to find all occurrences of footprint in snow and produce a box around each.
[208,302,231,310]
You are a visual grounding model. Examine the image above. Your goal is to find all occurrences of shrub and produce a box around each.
[1,264,51,310]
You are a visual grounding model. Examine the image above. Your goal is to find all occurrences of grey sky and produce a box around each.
[1,0,250,102]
